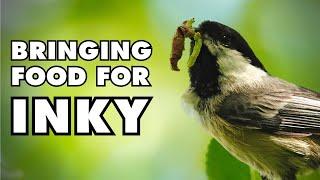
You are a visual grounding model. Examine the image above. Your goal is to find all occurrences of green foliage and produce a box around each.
[206,139,255,180]
[250,168,261,180]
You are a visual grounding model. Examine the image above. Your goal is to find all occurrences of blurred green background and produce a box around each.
[1,0,320,179]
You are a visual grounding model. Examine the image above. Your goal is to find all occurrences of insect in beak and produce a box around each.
[187,32,202,68]
[170,18,202,71]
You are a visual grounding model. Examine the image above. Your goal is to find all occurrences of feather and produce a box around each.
[217,78,320,135]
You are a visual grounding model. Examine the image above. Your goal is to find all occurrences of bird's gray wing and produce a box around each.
[217,82,320,135]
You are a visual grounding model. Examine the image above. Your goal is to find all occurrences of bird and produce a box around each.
[180,20,320,180]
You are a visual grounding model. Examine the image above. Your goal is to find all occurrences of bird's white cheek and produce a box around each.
[203,40,267,87]
[216,50,268,92]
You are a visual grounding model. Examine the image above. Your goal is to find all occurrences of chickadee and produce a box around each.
[181,21,320,180]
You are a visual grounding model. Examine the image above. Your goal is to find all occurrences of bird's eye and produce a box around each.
[222,35,231,47]
[222,35,230,40]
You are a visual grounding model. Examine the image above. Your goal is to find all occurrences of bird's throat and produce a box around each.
[189,45,221,98]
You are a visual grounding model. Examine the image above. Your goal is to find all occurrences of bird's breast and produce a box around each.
[181,89,291,178]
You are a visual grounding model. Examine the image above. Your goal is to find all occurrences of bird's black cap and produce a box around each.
[197,21,266,70]
[189,21,267,98]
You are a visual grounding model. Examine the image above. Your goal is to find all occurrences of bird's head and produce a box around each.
[188,21,267,98]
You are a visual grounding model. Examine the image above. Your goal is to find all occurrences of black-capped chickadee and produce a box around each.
[180,21,320,180]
